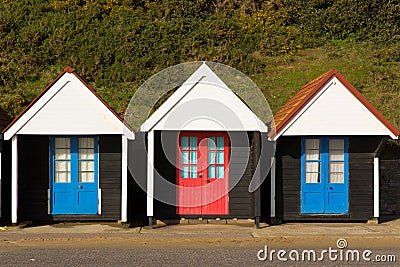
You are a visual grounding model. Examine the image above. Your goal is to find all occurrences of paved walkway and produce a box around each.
[1,217,400,248]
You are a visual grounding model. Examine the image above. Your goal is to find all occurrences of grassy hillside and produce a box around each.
[0,0,399,136]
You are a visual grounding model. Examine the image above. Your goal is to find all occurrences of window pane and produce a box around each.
[208,137,216,150]
[216,152,224,164]
[306,139,319,150]
[216,166,224,178]
[190,166,197,178]
[208,166,215,178]
[190,151,197,164]
[305,162,320,183]
[208,152,215,164]
[55,171,71,183]
[216,137,224,150]
[182,152,189,164]
[329,139,344,161]
[55,148,70,160]
[80,161,94,172]
[329,162,344,183]
[305,139,320,160]
[79,138,94,149]
[55,161,69,172]
[181,166,188,178]
[190,136,197,149]
[329,139,344,150]
[55,138,70,149]
[55,161,70,183]
[181,136,188,150]
[80,172,94,183]
[79,148,94,160]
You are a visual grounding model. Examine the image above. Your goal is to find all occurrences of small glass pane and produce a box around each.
[329,139,344,150]
[80,161,94,172]
[182,152,189,164]
[216,137,224,150]
[55,161,70,183]
[190,166,197,178]
[79,138,94,149]
[305,162,320,183]
[181,136,188,150]
[329,162,344,183]
[329,139,344,161]
[208,152,215,164]
[55,161,69,172]
[55,171,71,183]
[55,138,70,149]
[190,136,197,149]
[55,148,70,160]
[190,151,197,164]
[306,139,320,150]
[208,137,216,150]
[208,166,215,178]
[80,172,94,183]
[216,166,224,178]
[181,166,188,178]
[216,152,224,164]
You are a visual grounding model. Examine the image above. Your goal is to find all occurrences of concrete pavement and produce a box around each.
[0,217,400,248]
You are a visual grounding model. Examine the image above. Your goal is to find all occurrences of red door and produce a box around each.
[177,132,229,215]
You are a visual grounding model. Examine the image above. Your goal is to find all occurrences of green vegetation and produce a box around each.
[0,0,399,135]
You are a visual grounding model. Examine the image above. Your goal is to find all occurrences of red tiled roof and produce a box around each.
[271,69,400,139]
[2,66,129,134]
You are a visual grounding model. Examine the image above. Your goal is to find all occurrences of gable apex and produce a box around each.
[140,63,268,132]
[272,69,399,140]
[3,67,134,140]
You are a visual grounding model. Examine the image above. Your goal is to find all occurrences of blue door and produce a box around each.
[51,137,98,215]
[301,137,348,214]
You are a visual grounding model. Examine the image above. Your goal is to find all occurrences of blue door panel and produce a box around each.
[77,191,98,214]
[52,192,74,214]
[301,137,348,214]
[50,136,98,215]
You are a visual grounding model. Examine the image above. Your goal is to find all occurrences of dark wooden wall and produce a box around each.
[97,135,122,220]
[18,135,51,222]
[153,131,260,219]
[16,135,123,223]
[127,132,148,223]
[0,140,11,223]
[380,160,400,215]
[275,136,382,222]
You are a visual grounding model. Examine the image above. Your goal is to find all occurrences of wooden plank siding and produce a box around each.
[16,135,123,223]
[153,131,260,219]
[275,136,383,222]
[127,132,148,223]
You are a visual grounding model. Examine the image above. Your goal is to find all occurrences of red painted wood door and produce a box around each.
[177,132,229,215]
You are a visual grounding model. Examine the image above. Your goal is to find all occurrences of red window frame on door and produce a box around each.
[177,132,229,215]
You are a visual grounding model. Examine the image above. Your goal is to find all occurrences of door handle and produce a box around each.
[199,173,203,178]
[77,185,83,189]
[328,186,333,190]
[207,180,210,183]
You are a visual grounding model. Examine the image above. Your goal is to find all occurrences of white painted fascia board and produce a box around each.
[4,74,71,140]
[140,77,206,132]
[272,80,335,141]
[273,78,397,140]
[3,72,135,140]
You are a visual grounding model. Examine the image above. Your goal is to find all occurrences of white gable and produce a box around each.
[281,77,395,138]
[4,72,134,140]
[140,63,268,132]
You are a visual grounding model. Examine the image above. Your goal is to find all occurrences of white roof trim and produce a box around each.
[3,72,134,140]
[140,63,268,133]
[273,77,397,140]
